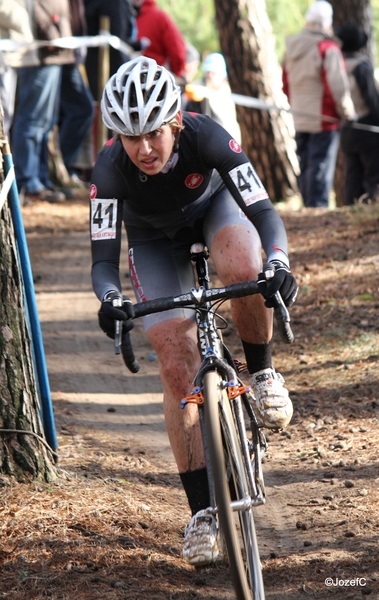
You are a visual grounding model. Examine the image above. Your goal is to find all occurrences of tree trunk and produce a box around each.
[214,0,299,202]
[330,0,373,206]
[0,154,57,482]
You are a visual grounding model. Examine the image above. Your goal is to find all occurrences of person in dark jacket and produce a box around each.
[84,0,139,101]
[58,0,94,182]
[336,23,379,205]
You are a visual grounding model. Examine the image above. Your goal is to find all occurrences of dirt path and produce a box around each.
[2,197,378,599]
[26,212,173,464]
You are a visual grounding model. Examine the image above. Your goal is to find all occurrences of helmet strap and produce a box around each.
[173,129,181,153]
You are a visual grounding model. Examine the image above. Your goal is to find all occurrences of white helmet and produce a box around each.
[101,57,181,136]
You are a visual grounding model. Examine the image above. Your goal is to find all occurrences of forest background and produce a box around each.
[157,0,379,68]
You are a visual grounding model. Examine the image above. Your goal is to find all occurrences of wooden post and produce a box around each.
[97,16,110,153]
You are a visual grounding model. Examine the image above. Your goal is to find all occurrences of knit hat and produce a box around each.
[203,53,227,78]
[305,1,333,30]
[335,24,368,52]
[186,42,200,64]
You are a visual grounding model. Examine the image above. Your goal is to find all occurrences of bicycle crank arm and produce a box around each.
[230,496,266,511]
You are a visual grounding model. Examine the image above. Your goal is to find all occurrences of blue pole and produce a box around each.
[2,145,58,451]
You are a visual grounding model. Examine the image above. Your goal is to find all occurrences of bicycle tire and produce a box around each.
[223,398,265,600]
[203,370,265,600]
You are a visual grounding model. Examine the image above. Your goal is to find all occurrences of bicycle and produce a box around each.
[114,242,294,600]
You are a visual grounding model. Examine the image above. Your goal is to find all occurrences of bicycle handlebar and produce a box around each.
[273,292,295,344]
[121,332,140,373]
[133,280,260,318]
[118,279,294,372]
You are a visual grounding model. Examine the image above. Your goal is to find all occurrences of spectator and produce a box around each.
[58,0,94,184]
[185,52,241,143]
[11,0,75,203]
[84,0,138,101]
[336,23,379,205]
[0,0,35,137]
[180,42,200,110]
[133,0,186,79]
[183,42,200,85]
[282,1,356,208]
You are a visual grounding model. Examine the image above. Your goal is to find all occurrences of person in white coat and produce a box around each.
[185,52,241,144]
[0,0,37,135]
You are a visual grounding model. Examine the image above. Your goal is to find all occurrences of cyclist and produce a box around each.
[90,56,298,567]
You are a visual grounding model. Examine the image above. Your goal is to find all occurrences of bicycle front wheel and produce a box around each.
[203,370,265,600]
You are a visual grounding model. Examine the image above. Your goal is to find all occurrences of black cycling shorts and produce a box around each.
[125,177,258,330]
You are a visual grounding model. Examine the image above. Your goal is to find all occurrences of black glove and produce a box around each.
[257,260,298,308]
[98,291,134,339]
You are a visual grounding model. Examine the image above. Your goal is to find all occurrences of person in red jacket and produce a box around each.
[133,0,186,78]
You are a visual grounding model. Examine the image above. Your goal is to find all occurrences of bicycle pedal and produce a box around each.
[233,358,248,373]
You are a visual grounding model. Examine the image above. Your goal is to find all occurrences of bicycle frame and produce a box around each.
[183,244,267,509]
[176,243,265,599]
[119,242,294,599]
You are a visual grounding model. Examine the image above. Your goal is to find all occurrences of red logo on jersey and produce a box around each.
[229,139,242,153]
[89,184,97,200]
[185,173,204,189]
[105,137,114,146]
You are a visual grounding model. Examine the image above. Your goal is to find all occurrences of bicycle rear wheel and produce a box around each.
[203,370,265,600]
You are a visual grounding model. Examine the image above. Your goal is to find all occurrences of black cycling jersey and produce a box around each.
[90,112,289,300]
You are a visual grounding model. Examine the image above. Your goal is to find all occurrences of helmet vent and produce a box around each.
[101,57,181,136]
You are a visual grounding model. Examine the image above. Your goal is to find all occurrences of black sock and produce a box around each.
[179,468,210,516]
[241,340,272,374]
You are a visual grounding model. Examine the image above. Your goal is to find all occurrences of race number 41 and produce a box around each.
[90,198,118,240]
[228,162,268,206]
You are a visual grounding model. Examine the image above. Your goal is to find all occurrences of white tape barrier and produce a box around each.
[0,162,14,213]
[0,34,377,135]
[0,32,138,59]
[231,92,379,133]
[188,84,379,134]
